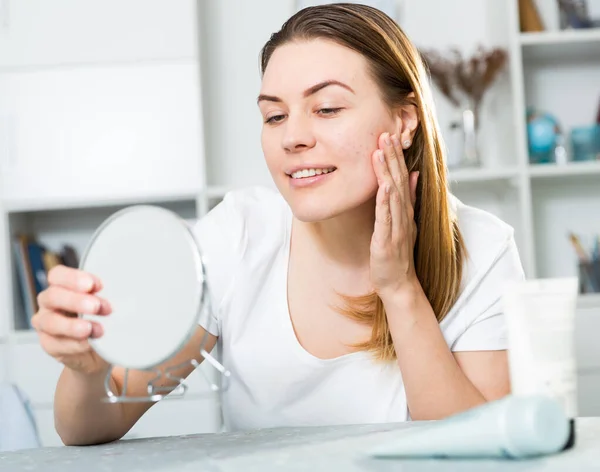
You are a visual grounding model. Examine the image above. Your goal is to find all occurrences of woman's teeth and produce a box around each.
[290,168,336,179]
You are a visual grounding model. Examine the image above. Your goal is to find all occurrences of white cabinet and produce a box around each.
[8,333,223,447]
[0,204,9,339]
[575,301,600,417]
[0,60,205,205]
[575,300,600,416]
[578,372,600,418]
[0,0,198,68]
[0,344,6,382]
[7,341,64,406]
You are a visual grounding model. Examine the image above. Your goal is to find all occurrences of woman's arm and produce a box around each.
[369,132,509,420]
[382,285,509,420]
[54,326,217,445]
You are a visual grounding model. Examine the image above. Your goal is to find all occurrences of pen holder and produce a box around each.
[571,125,600,162]
[579,260,600,294]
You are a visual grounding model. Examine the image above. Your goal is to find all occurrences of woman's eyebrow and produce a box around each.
[303,80,355,97]
[257,80,355,105]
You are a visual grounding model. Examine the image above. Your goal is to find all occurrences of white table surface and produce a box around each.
[1,418,600,471]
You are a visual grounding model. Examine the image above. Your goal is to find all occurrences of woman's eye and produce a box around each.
[265,114,286,124]
[264,108,342,124]
[317,107,343,116]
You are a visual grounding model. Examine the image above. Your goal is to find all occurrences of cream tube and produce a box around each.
[367,395,569,459]
[503,277,579,450]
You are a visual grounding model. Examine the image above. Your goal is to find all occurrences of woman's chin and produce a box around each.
[284,189,378,223]
[290,205,335,223]
[275,182,333,222]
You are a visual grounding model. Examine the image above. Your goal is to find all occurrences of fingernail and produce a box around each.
[79,277,94,292]
[392,135,400,147]
[83,298,100,314]
[384,133,391,146]
[103,299,112,314]
[76,322,92,336]
[378,150,385,162]
[91,323,104,339]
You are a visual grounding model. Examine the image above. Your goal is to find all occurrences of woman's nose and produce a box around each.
[282,113,316,152]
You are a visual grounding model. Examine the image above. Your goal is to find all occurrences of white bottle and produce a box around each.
[503,277,579,450]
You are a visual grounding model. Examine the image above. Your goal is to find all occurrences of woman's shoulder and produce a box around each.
[438,195,526,348]
[216,185,291,238]
[191,185,290,333]
[450,193,517,276]
[219,185,288,216]
[194,185,290,258]
[443,196,525,331]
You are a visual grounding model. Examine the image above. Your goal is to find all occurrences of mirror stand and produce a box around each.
[102,332,231,404]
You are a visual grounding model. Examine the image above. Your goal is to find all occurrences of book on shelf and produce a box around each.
[12,234,80,328]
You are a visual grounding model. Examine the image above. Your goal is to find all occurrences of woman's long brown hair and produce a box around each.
[259,3,465,361]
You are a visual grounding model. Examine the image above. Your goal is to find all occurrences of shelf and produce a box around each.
[3,190,200,213]
[579,293,600,310]
[3,330,38,344]
[447,167,519,184]
[203,183,277,200]
[520,28,600,46]
[528,161,600,179]
[520,28,600,62]
[204,185,239,200]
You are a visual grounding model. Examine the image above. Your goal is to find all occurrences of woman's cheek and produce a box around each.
[323,123,367,161]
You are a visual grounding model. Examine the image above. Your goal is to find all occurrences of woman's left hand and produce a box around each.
[370,132,420,301]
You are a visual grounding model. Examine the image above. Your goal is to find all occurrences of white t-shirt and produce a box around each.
[193,186,525,432]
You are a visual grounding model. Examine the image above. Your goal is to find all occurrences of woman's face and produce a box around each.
[258,38,399,222]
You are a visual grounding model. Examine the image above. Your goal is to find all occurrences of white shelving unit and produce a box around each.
[0,0,225,447]
[442,1,600,285]
[0,0,599,447]
[508,0,600,284]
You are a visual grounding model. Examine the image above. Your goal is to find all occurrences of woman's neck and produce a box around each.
[293,198,376,269]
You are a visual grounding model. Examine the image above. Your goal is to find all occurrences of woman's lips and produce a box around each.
[288,169,336,188]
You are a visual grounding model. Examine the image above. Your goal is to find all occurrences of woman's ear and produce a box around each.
[393,92,419,150]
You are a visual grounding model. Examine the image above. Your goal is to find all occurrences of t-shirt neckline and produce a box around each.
[279,203,370,366]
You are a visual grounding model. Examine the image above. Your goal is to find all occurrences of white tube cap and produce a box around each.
[505,395,570,458]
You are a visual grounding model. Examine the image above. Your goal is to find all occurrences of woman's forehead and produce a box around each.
[261,40,371,96]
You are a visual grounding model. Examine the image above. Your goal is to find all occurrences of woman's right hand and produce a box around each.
[31,265,113,375]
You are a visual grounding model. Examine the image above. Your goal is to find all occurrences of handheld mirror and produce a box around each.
[79,205,230,403]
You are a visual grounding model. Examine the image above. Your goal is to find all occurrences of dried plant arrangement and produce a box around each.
[419,46,508,167]
[420,46,508,128]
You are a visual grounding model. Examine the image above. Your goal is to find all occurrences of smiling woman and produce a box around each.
[37,3,526,446]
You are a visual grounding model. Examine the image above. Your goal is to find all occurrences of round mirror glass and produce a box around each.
[79,205,204,371]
